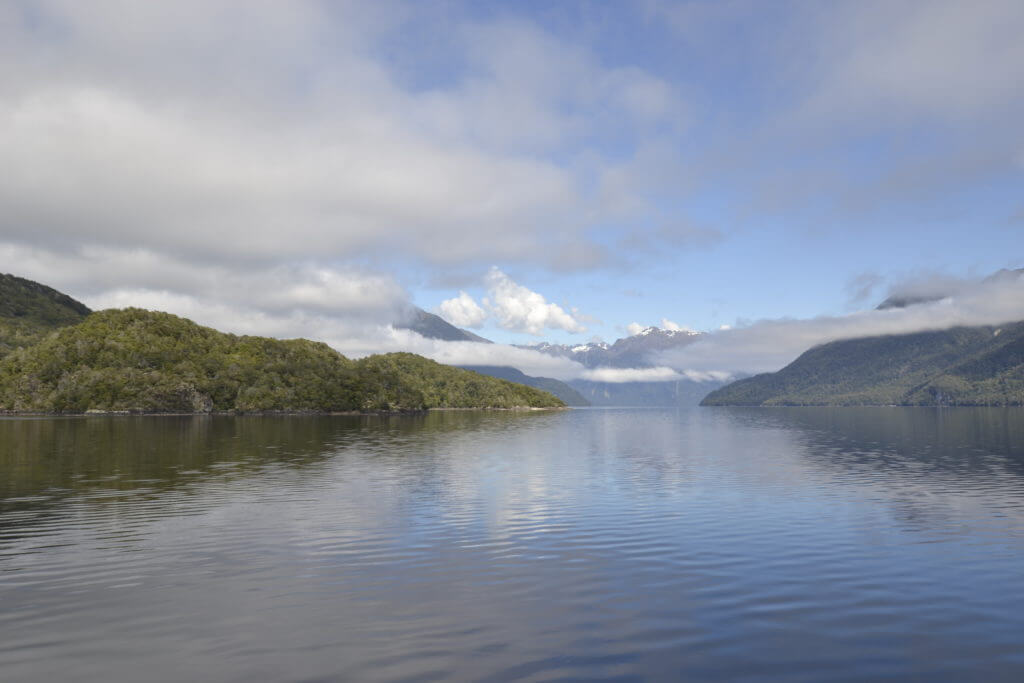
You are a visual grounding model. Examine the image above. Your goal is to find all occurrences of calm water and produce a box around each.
[2,408,1024,681]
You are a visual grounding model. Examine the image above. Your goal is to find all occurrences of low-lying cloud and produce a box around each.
[580,366,683,383]
[657,271,1024,375]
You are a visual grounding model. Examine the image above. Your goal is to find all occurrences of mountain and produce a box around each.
[520,326,717,406]
[0,273,92,358]
[0,308,564,414]
[701,322,1024,406]
[569,378,726,407]
[521,326,701,368]
[396,308,492,343]
[459,366,589,406]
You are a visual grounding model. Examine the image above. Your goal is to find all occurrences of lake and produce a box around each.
[2,407,1024,681]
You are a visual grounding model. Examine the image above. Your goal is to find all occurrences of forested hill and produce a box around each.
[0,308,564,414]
[0,273,91,358]
[701,322,1024,407]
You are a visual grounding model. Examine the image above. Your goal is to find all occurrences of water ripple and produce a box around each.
[2,409,1024,681]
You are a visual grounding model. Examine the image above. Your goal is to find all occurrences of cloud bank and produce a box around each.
[658,271,1024,375]
[0,1,697,275]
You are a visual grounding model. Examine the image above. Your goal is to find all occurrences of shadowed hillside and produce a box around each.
[0,273,92,358]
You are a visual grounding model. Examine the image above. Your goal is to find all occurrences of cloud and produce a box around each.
[845,271,883,306]
[660,318,693,333]
[646,0,1024,233]
[625,319,693,335]
[438,291,487,328]
[656,271,1024,375]
[481,267,586,335]
[0,243,409,322]
[580,366,683,383]
[0,2,697,276]
[432,268,590,335]
[800,0,1024,124]
[680,369,734,383]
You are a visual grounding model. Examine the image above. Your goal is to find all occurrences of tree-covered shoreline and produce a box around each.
[0,305,564,415]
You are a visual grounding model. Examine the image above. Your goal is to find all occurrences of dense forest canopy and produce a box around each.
[0,307,564,414]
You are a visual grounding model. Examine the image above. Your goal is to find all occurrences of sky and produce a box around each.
[2,0,1023,380]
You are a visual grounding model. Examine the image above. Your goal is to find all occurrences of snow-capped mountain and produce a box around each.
[519,326,701,368]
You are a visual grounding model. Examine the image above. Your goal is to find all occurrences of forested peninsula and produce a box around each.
[0,275,563,414]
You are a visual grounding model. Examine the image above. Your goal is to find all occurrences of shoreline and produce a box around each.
[0,406,569,418]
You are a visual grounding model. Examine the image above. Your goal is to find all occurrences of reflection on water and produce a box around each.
[2,408,1024,681]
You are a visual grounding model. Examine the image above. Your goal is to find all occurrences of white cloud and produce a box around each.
[381,332,588,379]
[660,318,693,333]
[801,0,1024,123]
[0,2,694,274]
[681,369,733,383]
[626,319,694,335]
[438,291,487,328]
[0,243,409,327]
[482,267,586,335]
[580,366,682,383]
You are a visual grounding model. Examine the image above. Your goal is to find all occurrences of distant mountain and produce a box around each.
[396,308,492,343]
[702,322,1024,406]
[569,378,726,407]
[522,326,701,368]
[0,273,92,358]
[459,366,589,406]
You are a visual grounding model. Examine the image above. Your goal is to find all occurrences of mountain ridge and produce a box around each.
[519,326,701,369]
[0,273,92,358]
[396,308,492,343]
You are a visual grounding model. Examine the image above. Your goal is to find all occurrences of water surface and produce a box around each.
[2,408,1024,681]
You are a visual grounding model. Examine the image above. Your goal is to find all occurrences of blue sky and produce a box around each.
[393,0,1024,344]
[2,0,1023,370]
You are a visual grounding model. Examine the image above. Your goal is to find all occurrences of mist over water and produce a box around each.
[2,409,1024,681]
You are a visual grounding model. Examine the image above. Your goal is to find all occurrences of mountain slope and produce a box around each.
[0,273,92,358]
[702,322,1024,406]
[397,308,492,343]
[459,366,589,406]
[0,308,563,414]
